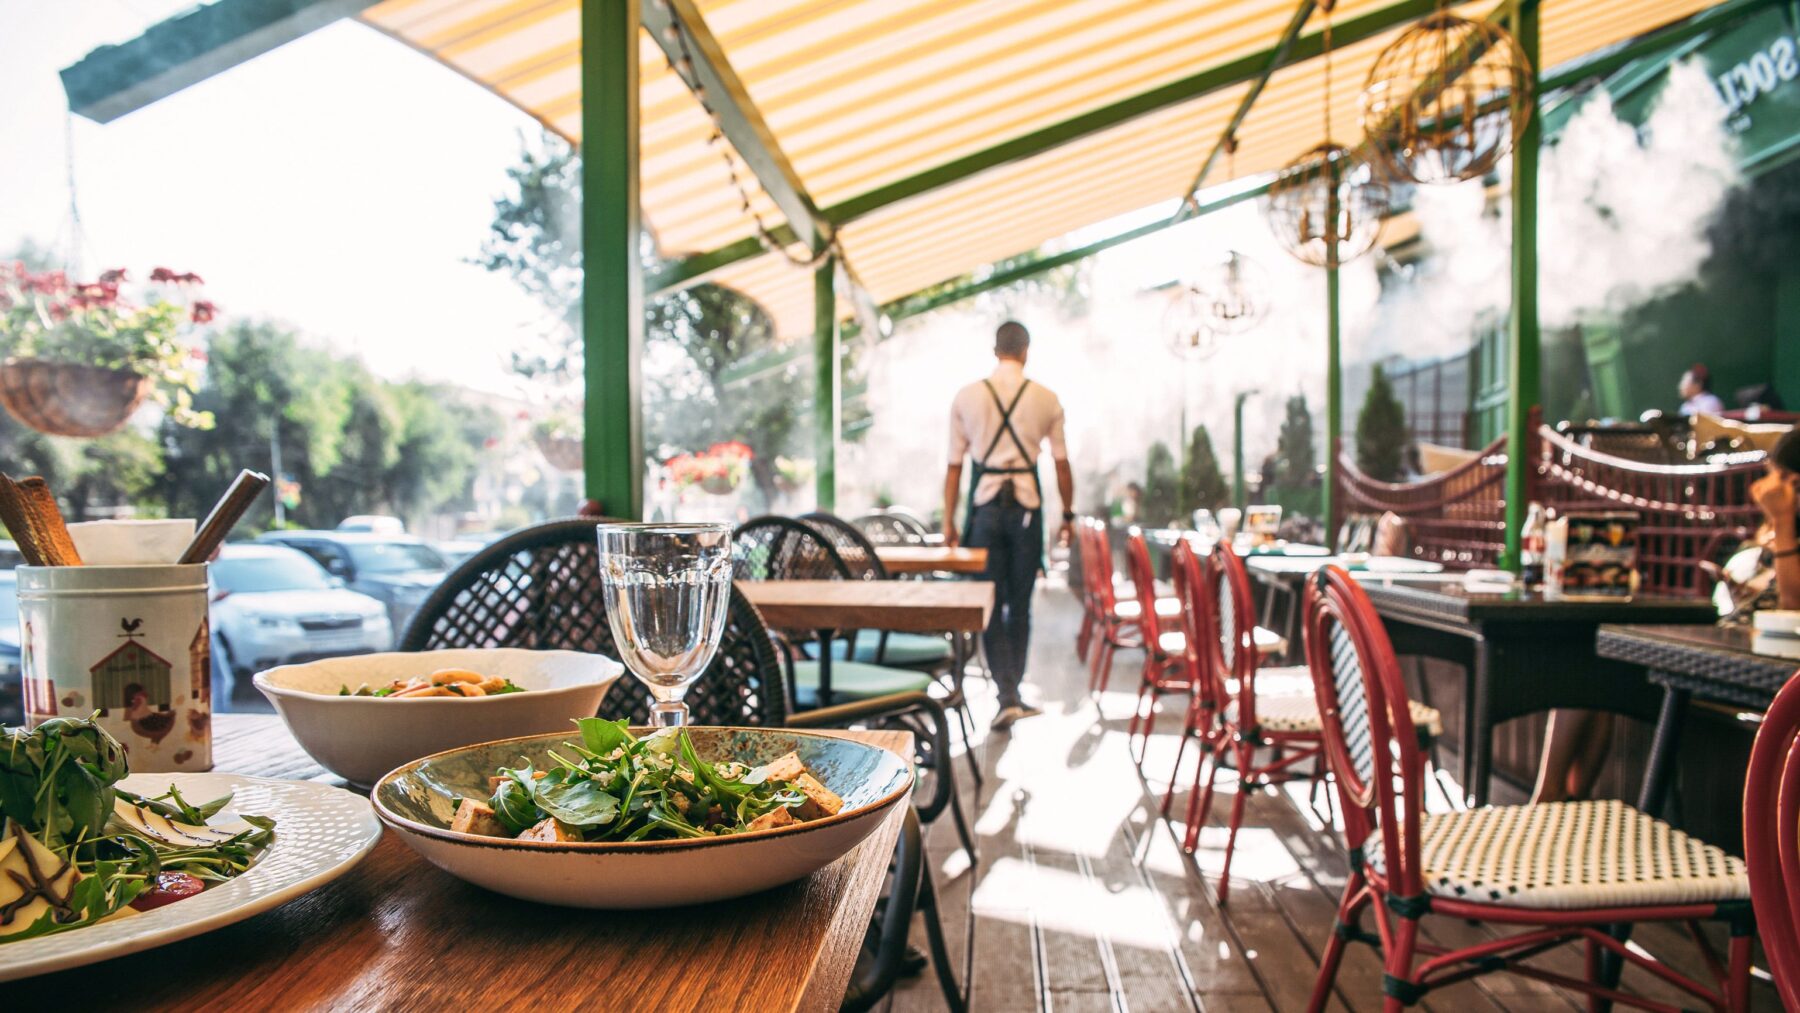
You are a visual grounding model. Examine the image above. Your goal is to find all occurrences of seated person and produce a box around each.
[1742,429,1800,614]
[1678,363,1726,417]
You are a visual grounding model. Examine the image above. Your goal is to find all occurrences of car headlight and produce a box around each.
[250,614,298,630]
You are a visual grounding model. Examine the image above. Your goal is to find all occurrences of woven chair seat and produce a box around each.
[1367,800,1749,910]
[1231,691,1443,737]
[1113,597,1181,621]
[805,632,953,666]
[790,660,938,708]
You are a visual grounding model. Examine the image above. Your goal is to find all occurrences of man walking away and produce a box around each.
[943,321,1075,732]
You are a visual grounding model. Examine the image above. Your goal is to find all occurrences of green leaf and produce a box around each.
[575,717,632,757]
[487,680,527,695]
[530,775,620,828]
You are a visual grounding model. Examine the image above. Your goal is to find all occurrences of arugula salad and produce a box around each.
[450,719,843,843]
[0,718,276,942]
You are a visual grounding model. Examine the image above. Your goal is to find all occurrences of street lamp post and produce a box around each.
[1233,388,1259,512]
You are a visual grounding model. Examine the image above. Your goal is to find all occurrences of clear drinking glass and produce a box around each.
[595,522,735,728]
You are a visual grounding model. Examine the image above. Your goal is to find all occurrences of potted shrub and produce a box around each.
[0,264,213,437]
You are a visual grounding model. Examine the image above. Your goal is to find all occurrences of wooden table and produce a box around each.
[10,715,912,1012]
[874,545,988,575]
[1357,581,1717,805]
[1597,623,1799,817]
[739,580,994,706]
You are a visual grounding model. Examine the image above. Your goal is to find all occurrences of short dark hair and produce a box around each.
[1687,363,1712,390]
[995,320,1030,357]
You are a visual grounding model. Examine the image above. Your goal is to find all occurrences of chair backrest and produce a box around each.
[1302,565,1426,900]
[1172,539,1228,716]
[1744,668,1800,1010]
[852,510,929,546]
[1123,530,1164,653]
[1071,516,1098,609]
[1205,542,1263,713]
[732,515,850,581]
[800,511,889,580]
[1088,519,1122,612]
[400,518,790,726]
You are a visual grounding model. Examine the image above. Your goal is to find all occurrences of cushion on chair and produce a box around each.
[1365,800,1749,909]
[804,632,952,666]
[1252,626,1288,656]
[1114,597,1181,620]
[790,660,937,708]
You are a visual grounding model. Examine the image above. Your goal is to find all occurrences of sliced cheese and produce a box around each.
[111,798,245,846]
[0,826,83,937]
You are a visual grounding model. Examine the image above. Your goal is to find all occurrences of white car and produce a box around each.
[209,544,393,680]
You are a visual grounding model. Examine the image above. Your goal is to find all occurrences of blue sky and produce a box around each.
[2,0,550,393]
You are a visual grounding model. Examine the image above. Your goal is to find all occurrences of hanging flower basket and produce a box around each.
[667,441,752,496]
[0,357,153,438]
[699,472,739,496]
[534,432,585,472]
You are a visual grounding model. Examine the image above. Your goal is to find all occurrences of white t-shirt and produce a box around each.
[1680,392,1726,417]
[948,360,1068,509]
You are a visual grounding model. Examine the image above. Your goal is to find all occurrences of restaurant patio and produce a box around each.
[3,0,1800,1009]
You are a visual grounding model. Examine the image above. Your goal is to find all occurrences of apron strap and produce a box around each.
[979,380,1037,469]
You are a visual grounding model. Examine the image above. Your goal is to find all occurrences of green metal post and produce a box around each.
[1324,161,1343,551]
[814,249,839,510]
[1233,390,1255,512]
[581,0,642,519]
[1503,0,1542,570]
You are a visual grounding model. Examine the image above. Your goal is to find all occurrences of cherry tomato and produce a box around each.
[130,871,206,910]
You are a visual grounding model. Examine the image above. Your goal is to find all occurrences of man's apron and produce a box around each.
[965,380,1045,563]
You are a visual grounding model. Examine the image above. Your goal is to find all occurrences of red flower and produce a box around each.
[189,300,217,324]
[177,271,204,285]
[98,268,128,284]
[149,267,178,282]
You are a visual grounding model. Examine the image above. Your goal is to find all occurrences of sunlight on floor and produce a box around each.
[971,856,1180,951]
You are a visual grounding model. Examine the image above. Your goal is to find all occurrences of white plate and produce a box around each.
[0,771,381,981]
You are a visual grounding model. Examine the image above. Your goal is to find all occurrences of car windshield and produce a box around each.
[0,579,15,623]
[213,554,334,593]
[347,542,447,574]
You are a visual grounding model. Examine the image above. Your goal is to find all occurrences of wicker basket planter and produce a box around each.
[535,432,584,472]
[0,357,153,438]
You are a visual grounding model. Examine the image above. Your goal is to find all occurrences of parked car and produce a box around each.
[433,534,497,568]
[0,539,23,569]
[0,570,19,725]
[255,531,450,636]
[338,515,405,535]
[209,544,393,680]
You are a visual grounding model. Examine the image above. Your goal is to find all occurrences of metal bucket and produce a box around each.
[17,564,212,771]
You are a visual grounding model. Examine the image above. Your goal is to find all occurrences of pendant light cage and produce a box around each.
[1361,11,1533,185]
[1187,251,1271,336]
[1162,286,1221,361]
[1266,144,1391,267]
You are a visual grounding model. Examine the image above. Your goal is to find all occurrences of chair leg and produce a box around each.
[1182,738,1223,854]
[1308,872,1366,1013]
[1162,715,1197,816]
[1215,746,1252,905]
[917,848,971,1013]
[1383,917,1421,1012]
[1094,639,1118,695]
[1727,930,1752,1012]
[1075,611,1094,663]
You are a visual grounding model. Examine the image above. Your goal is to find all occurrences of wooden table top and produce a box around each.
[738,579,994,633]
[10,714,911,1012]
[874,545,988,574]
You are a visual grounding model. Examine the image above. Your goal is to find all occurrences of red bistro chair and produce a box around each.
[1122,530,1194,762]
[1084,520,1182,694]
[1073,515,1102,664]
[1302,566,1752,1012]
[1745,668,1800,1010]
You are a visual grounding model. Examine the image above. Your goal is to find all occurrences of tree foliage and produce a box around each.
[1355,364,1408,482]
[1181,424,1229,515]
[1143,441,1180,527]
[1275,393,1318,489]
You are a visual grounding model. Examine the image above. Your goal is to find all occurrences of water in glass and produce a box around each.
[596,523,734,727]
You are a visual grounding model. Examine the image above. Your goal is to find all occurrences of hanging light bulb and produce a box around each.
[1362,11,1534,185]
[1187,251,1270,336]
[1162,286,1220,361]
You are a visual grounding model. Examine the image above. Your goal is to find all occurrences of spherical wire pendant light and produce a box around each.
[1162,285,1220,361]
[1263,0,1391,267]
[1361,10,1534,185]
[1188,251,1271,336]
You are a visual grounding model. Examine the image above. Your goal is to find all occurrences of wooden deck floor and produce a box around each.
[885,583,1779,1012]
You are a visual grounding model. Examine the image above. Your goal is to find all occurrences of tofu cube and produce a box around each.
[790,773,843,821]
[517,818,581,843]
[759,751,807,783]
[450,798,507,837]
[487,770,547,795]
[746,806,798,833]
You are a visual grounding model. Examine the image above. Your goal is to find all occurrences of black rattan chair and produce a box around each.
[852,511,923,546]
[399,518,967,1011]
[732,514,849,581]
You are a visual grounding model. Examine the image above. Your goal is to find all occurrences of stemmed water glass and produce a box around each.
[595,523,735,728]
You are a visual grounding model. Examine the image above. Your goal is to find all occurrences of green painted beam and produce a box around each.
[1503,0,1541,572]
[62,0,377,122]
[877,179,1273,324]
[1324,160,1343,550]
[583,0,644,519]
[641,0,828,252]
[814,250,839,510]
[1175,0,1318,222]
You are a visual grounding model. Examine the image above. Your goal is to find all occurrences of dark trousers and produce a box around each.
[967,495,1042,709]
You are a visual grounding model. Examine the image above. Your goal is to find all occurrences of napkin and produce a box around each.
[67,519,195,565]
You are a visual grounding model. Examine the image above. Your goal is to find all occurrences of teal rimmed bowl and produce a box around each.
[371,726,913,908]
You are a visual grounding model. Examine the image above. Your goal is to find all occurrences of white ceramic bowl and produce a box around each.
[372,727,914,908]
[254,649,622,787]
